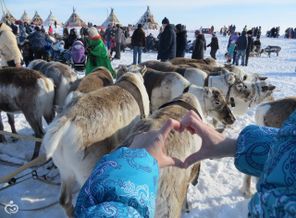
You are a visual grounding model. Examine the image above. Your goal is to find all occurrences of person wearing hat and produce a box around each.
[131,23,146,64]
[85,27,115,77]
[207,32,219,59]
[157,17,176,62]
[0,22,23,67]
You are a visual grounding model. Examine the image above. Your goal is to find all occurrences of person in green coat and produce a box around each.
[85,27,115,77]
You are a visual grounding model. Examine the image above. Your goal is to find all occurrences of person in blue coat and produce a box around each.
[75,119,184,218]
[179,110,296,218]
[157,17,176,62]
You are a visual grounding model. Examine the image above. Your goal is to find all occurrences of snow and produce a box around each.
[0,35,296,218]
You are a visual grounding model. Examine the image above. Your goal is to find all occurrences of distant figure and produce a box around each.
[146,33,154,52]
[157,17,176,62]
[235,31,248,66]
[0,22,23,67]
[227,32,239,64]
[253,36,261,54]
[245,30,254,66]
[207,33,219,59]
[192,33,205,60]
[65,28,78,49]
[48,25,53,35]
[175,24,187,57]
[54,20,57,28]
[28,26,48,60]
[85,27,115,77]
[114,24,124,59]
[131,24,146,64]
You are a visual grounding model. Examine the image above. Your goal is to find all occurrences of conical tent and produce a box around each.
[20,10,31,24]
[44,10,59,26]
[136,6,159,30]
[65,8,86,27]
[1,11,16,24]
[31,11,43,26]
[0,0,15,24]
[101,8,120,28]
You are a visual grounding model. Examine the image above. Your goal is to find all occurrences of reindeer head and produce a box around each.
[116,65,147,80]
[204,87,236,125]
[249,81,276,105]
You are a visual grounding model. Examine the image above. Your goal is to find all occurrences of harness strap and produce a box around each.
[116,80,146,119]
[225,84,236,107]
[159,99,203,120]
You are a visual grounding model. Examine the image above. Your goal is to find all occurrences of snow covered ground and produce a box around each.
[0,35,296,218]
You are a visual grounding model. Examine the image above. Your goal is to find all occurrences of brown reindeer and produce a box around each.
[122,93,203,217]
[64,67,114,109]
[41,69,149,217]
[0,68,55,159]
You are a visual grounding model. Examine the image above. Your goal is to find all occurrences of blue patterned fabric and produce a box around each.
[74,147,159,218]
[235,110,296,218]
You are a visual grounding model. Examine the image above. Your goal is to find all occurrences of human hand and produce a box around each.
[179,110,235,168]
[129,119,184,168]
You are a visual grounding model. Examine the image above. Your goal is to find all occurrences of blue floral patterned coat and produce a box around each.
[74,147,159,218]
[235,110,296,218]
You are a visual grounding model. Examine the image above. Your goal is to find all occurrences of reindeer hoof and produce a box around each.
[0,136,7,143]
[240,187,253,198]
[30,152,39,161]
[11,137,18,142]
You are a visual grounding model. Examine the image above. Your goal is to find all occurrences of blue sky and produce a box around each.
[3,0,296,33]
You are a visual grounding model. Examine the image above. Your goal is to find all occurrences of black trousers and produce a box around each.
[210,49,218,59]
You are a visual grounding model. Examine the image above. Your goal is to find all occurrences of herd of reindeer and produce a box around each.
[1,57,296,217]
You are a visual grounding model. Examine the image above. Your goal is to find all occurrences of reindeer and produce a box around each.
[117,65,235,127]
[0,68,55,159]
[28,59,77,109]
[122,93,203,217]
[241,97,296,197]
[38,68,149,217]
[64,66,114,109]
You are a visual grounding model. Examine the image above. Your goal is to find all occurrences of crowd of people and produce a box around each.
[285,27,296,39]
[0,19,292,76]
[225,30,262,66]
[1,16,296,217]
[267,26,280,38]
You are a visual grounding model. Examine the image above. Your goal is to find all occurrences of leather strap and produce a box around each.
[116,80,146,119]
[159,99,202,120]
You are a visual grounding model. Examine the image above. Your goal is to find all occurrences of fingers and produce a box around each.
[183,152,202,169]
[159,119,181,141]
[159,155,185,168]
[188,110,202,121]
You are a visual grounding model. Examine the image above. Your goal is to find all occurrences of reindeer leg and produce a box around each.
[23,112,44,159]
[182,192,191,213]
[241,175,253,198]
[0,112,7,143]
[7,113,18,142]
[60,178,76,218]
[44,107,56,124]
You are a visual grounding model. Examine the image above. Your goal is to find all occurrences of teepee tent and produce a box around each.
[31,11,43,26]
[44,10,59,26]
[65,8,86,27]
[136,6,159,30]
[20,10,31,24]
[101,8,120,28]
[0,0,16,24]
